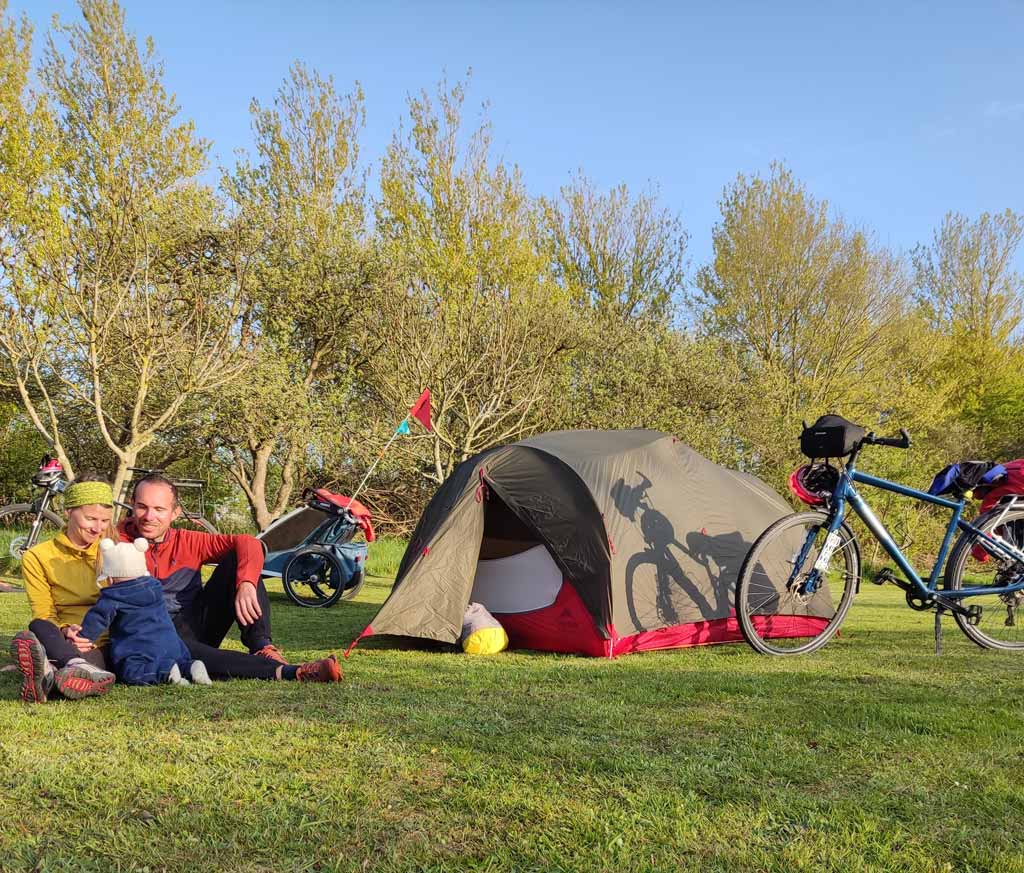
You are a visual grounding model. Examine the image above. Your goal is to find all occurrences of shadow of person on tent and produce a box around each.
[612,474,713,629]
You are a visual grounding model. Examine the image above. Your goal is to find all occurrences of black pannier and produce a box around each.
[800,414,866,459]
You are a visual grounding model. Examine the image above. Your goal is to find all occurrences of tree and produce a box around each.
[369,78,575,484]
[219,63,372,529]
[0,0,247,499]
[912,210,1024,456]
[541,174,688,323]
[692,164,944,483]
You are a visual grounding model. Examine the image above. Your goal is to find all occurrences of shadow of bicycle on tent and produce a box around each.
[611,473,751,629]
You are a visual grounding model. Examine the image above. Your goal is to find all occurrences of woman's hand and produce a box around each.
[62,624,94,652]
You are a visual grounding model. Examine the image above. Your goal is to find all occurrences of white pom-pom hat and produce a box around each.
[98,537,149,580]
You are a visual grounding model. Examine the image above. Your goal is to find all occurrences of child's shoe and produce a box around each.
[166,664,190,686]
[190,661,212,686]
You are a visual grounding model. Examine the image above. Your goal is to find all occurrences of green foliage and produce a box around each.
[218,62,371,529]
[692,164,960,497]
[0,403,47,503]
[370,76,576,484]
[913,210,1024,456]
[542,174,688,323]
[0,0,246,501]
[1,3,1022,538]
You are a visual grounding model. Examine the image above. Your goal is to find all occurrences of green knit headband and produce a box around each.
[64,481,113,509]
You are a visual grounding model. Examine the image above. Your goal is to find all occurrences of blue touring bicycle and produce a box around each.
[734,415,1024,655]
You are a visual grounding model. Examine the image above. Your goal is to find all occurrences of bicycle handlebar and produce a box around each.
[865,428,911,450]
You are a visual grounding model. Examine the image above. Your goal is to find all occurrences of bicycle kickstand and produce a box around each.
[934,608,943,656]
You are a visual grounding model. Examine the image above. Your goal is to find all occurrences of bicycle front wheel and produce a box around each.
[0,503,63,565]
[735,511,860,655]
[944,506,1024,651]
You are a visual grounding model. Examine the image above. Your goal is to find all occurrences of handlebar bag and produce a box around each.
[800,414,866,459]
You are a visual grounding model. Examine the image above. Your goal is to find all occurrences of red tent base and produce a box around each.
[611,613,829,655]
[495,580,830,658]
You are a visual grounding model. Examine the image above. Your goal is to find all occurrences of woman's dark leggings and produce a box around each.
[29,619,109,670]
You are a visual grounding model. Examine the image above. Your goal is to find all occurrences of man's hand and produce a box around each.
[62,624,94,653]
[235,581,262,627]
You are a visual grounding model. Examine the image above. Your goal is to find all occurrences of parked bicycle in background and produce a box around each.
[0,456,217,563]
[734,414,1024,655]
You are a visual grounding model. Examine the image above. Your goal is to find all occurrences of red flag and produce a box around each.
[409,389,432,432]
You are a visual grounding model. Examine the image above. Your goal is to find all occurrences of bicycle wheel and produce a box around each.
[0,503,63,564]
[735,511,860,655]
[339,568,365,601]
[173,514,218,535]
[944,506,1024,650]
[282,546,346,608]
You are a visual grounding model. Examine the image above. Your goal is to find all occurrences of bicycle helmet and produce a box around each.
[788,463,839,506]
[31,456,64,488]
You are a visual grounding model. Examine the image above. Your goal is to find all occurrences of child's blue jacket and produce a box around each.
[80,575,191,685]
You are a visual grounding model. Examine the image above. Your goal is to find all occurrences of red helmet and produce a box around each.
[788,463,839,506]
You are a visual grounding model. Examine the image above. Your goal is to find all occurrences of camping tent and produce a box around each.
[349,429,805,657]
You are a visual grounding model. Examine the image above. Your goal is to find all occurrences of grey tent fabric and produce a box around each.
[354,429,808,655]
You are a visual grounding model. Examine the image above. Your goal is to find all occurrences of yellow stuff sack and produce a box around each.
[462,625,509,655]
[460,602,508,654]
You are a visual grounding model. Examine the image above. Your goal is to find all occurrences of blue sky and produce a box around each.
[13,0,1024,271]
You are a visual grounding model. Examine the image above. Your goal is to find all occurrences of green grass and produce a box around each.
[2,572,1023,872]
[364,536,407,579]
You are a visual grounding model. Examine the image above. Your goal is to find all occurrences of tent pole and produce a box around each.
[350,427,403,505]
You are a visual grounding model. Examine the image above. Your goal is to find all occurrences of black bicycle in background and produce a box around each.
[0,456,217,561]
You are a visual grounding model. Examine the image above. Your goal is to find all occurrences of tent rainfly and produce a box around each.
[349,429,823,657]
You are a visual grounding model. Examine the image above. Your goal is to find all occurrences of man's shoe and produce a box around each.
[295,654,342,683]
[54,659,115,700]
[253,643,287,664]
[10,631,53,703]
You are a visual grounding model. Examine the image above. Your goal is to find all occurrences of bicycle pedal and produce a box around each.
[965,605,983,626]
[873,568,898,586]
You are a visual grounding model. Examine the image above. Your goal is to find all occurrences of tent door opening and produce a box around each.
[469,491,607,656]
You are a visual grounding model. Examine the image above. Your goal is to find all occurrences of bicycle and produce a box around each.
[734,415,1024,655]
[0,457,217,562]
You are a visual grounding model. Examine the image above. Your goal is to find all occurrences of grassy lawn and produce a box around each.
[1,561,1023,872]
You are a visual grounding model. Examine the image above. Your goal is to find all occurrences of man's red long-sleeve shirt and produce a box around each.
[118,519,264,616]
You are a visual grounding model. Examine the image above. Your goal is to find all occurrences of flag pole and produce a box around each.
[349,422,406,505]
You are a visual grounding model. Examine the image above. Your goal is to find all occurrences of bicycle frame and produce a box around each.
[817,452,1024,601]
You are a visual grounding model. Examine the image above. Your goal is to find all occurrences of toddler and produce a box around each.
[80,538,211,686]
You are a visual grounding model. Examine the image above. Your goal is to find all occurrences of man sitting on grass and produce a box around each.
[70,473,339,683]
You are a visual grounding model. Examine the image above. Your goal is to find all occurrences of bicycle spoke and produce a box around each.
[735,512,858,655]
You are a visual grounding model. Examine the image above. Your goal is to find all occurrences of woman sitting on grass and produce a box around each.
[9,479,118,701]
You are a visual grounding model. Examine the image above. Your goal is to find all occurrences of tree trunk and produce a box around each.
[110,448,140,521]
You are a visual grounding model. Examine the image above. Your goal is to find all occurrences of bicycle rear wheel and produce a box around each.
[735,511,859,655]
[0,503,63,565]
[944,506,1024,650]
